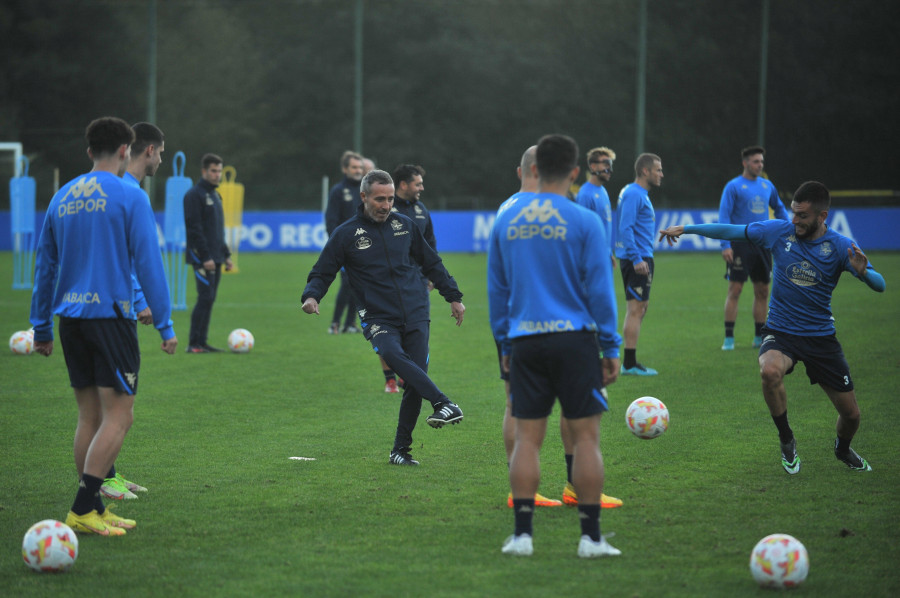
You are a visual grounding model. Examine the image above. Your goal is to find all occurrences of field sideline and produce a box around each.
[1,251,898,597]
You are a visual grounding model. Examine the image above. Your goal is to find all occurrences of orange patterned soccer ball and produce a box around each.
[22,520,78,572]
[9,329,34,355]
[228,328,254,353]
[750,533,809,588]
[625,396,669,439]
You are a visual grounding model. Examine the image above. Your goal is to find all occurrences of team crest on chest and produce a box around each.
[356,237,372,249]
[391,220,404,231]
[819,242,833,256]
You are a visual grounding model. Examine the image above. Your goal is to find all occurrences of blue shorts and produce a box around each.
[509,331,609,419]
[726,241,772,284]
[59,317,140,395]
[759,327,853,392]
[620,257,654,302]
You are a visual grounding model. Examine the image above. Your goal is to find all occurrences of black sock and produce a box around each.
[72,474,104,516]
[755,322,765,337]
[578,504,601,541]
[513,498,535,537]
[725,321,735,338]
[835,436,851,454]
[106,464,116,480]
[624,349,636,370]
[772,411,793,444]
[383,369,396,382]
[565,454,573,484]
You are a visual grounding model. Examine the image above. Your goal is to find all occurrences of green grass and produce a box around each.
[1,250,898,597]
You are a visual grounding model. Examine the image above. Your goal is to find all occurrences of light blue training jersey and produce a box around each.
[30,170,175,342]
[488,191,621,358]
[122,172,149,315]
[575,181,613,245]
[718,175,789,250]
[615,182,655,263]
[685,220,883,336]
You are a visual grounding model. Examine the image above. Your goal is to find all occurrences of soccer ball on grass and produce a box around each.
[9,329,34,355]
[749,533,809,588]
[228,328,254,353]
[625,396,669,439]
[22,520,78,572]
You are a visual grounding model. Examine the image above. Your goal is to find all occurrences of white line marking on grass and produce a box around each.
[289,457,317,461]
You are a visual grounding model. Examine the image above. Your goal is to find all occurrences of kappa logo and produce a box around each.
[358,308,367,318]
[63,176,107,201]
[414,205,422,214]
[356,237,372,249]
[506,198,568,240]
[343,188,354,202]
[370,324,380,333]
[355,228,367,235]
[390,219,404,231]
[124,372,137,387]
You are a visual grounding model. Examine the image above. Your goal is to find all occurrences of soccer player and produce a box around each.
[718,146,790,350]
[184,153,233,353]
[489,134,622,558]
[324,150,364,335]
[99,121,168,501]
[659,181,884,474]
[301,169,466,466]
[30,117,178,536]
[497,146,622,510]
[616,153,663,376]
[575,146,617,267]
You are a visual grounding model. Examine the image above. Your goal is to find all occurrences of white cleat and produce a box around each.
[577,535,621,558]
[501,534,533,556]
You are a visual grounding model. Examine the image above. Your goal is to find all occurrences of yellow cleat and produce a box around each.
[562,482,623,509]
[507,492,563,508]
[101,504,136,530]
[65,510,126,536]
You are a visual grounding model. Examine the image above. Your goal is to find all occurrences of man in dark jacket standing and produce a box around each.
[324,150,364,334]
[302,169,465,466]
[184,153,232,353]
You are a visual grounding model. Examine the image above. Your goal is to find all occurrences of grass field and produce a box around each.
[1,250,898,597]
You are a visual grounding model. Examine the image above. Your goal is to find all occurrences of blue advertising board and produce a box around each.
[2,208,898,253]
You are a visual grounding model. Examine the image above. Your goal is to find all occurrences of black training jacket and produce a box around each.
[302,204,462,326]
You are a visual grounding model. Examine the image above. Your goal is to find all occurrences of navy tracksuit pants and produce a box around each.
[364,320,449,453]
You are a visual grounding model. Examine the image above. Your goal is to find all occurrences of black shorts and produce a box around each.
[759,327,853,392]
[496,341,510,382]
[726,241,772,284]
[59,317,140,395]
[509,331,609,419]
[620,257,654,302]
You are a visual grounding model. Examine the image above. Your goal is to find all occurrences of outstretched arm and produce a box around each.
[659,223,748,246]
[849,244,886,292]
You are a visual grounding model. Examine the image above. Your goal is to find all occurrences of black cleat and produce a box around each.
[389,451,419,466]
[426,402,463,428]
[186,345,210,354]
[203,344,224,353]
[780,438,801,475]
[834,439,872,471]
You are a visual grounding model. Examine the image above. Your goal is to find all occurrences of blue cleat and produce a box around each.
[722,337,735,351]
[620,363,658,376]
[752,335,763,348]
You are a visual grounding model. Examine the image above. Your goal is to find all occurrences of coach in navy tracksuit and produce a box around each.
[302,169,465,467]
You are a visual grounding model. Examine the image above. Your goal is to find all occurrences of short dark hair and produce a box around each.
[130,122,164,156]
[792,181,830,213]
[535,134,578,182]
[85,117,135,158]
[742,145,765,159]
[392,164,425,186]
[634,153,660,178]
[341,150,363,168]
[201,153,223,170]
[361,169,393,195]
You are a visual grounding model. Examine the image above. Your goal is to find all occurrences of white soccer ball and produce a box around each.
[625,396,669,439]
[750,533,809,589]
[228,328,254,353]
[9,329,34,355]
[22,520,78,572]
